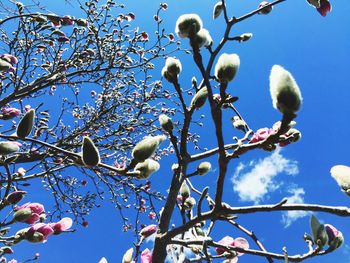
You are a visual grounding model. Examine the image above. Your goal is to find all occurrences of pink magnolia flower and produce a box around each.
[16,202,45,224]
[8,260,17,263]
[1,107,21,120]
[250,128,275,143]
[324,224,344,249]
[25,223,54,243]
[140,249,152,263]
[216,236,249,256]
[140,224,157,238]
[49,217,73,234]
[307,0,332,16]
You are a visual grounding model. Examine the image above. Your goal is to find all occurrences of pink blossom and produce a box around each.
[26,223,54,243]
[250,128,275,143]
[140,224,157,238]
[1,107,21,119]
[216,236,249,256]
[307,0,332,17]
[61,16,74,26]
[8,260,17,263]
[16,202,45,224]
[49,217,73,234]
[141,249,152,263]
[148,212,156,220]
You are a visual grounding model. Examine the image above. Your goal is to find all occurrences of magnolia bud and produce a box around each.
[26,232,45,243]
[140,224,157,238]
[0,59,12,72]
[190,87,208,110]
[16,109,35,138]
[286,128,301,142]
[171,163,180,173]
[269,65,302,115]
[213,2,224,19]
[122,248,134,263]
[175,14,203,38]
[194,28,213,48]
[197,162,211,175]
[134,159,160,179]
[258,1,273,15]
[214,53,240,84]
[0,141,20,155]
[183,197,196,210]
[13,208,32,222]
[81,137,100,167]
[324,224,344,250]
[132,135,166,162]
[159,114,173,133]
[180,181,190,199]
[6,190,27,205]
[162,57,182,83]
[330,165,350,194]
[0,246,13,255]
[239,33,253,42]
[232,116,246,131]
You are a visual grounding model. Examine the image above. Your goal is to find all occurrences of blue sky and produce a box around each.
[6,0,350,262]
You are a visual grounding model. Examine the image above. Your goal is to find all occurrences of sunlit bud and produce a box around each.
[0,141,20,155]
[132,135,166,162]
[175,14,203,38]
[76,19,89,27]
[191,76,197,88]
[122,248,134,263]
[194,28,213,48]
[1,54,18,64]
[180,181,190,199]
[162,57,182,83]
[190,87,208,110]
[239,33,253,42]
[16,109,35,138]
[171,163,180,173]
[159,114,173,133]
[330,165,350,195]
[6,191,27,205]
[183,197,196,210]
[310,215,328,248]
[324,224,344,250]
[140,224,157,238]
[272,120,296,132]
[232,116,246,131]
[214,53,240,84]
[258,1,273,15]
[134,159,160,179]
[269,65,302,115]
[213,2,224,19]
[0,59,13,72]
[33,15,47,23]
[197,162,211,175]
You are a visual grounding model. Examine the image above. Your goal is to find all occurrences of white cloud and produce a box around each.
[232,148,299,204]
[282,187,308,227]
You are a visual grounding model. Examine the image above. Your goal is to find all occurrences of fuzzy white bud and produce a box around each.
[159,114,173,133]
[175,14,203,38]
[213,2,224,19]
[330,165,350,194]
[214,53,240,84]
[135,159,160,179]
[132,135,166,162]
[194,28,213,48]
[190,87,208,110]
[269,65,302,115]
[197,162,211,175]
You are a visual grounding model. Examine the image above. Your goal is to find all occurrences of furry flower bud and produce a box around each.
[190,87,208,110]
[213,2,224,19]
[183,197,196,210]
[232,116,246,131]
[162,57,182,83]
[258,1,273,14]
[324,224,344,250]
[330,165,350,195]
[132,135,166,162]
[197,162,211,175]
[214,53,240,84]
[16,109,35,138]
[134,159,160,179]
[0,141,20,155]
[175,14,203,38]
[194,28,213,48]
[81,137,100,167]
[180,181,190,199]
[122,248,134,263]
[159,114,173,133]
[269,65,302,115]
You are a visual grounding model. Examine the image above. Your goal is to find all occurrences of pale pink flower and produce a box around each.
[216,236,249,256]
[141,249,152,263]
[250,128,275,143]
[8,260,17,263]
[16,202,45,224]
[140,224,157,238]
[49,217,73,234]
[26,223,54,242]
[1,107,21,119]
[307,0,332,17]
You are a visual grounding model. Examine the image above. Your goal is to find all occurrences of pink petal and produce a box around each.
[234,237,249,256]
[317,0,332,16]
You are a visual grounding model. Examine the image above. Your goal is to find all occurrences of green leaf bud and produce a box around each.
[81,136,100,167]
[16,109,35,138]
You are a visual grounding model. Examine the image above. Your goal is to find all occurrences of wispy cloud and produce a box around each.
[282,187,308,227]
[232,148,299,204]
